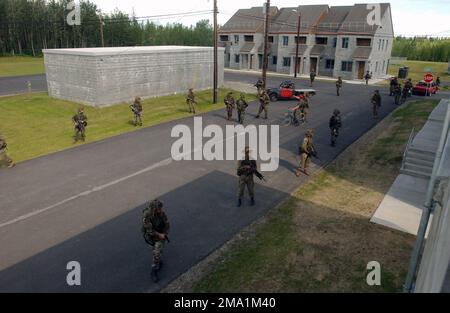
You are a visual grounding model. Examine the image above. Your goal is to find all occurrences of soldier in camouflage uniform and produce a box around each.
[224,92,235,121]
[72,107,88,143]
[186,88,196,114]
[0,136,15,168]
[371,90,382,119]
[130,96,143,126]
[254,78,263,96]
[296,129,316,176]
[310,69,316,87]
[255,90,270,119]
[336,77,343,96]
[142,199,170,283]
[236,93,249,124]
[237,146,265,207]
[299,93,311,122]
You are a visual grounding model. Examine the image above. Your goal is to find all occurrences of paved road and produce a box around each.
[0,72,441,292]
[0,74,47,96]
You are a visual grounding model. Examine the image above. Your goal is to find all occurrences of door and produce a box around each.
[258,54,263,69]
[358,61,366,79]
[249,54,253,70]
[310,57,318,73]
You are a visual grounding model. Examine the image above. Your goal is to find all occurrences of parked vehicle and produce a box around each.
[267,81,316,102]
[412,81,439,96]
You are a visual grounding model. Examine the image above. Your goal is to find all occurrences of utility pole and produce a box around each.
[294,11,301,78]
[213,0,218,104]
[262,0,271,89]
[99,12,105,47]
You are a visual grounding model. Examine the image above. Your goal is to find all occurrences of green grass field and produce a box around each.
[388,60,450,86]
[0,90,256,162]
[0,56,45,77]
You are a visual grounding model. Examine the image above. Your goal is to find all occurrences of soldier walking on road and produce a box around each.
[186,88,197,114]
[236,93,249,124]
[142,199,170,283]
[336,76,343,96]
[0,136,15,168]
[299,92,311,122]
[310,69,316,87]
[329,109,342,147]
[394,84,402,105]
[364,71,371,85]
[224,92,235,121]
[254,78,263,96]
[130,96,143,126]
[237,146,265,207]
[371,90,382,119]
[255,90,270,119]
[72,107,88,143]
[296,129,317,177]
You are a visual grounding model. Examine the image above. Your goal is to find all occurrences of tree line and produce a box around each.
[392,37,450,62]
[0,0,213,56]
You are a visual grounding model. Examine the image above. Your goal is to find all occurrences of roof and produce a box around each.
[220,6,278,33]
[316,6,352,33]
[339,3,390,34]
[270,5,329,33]
[290,45,308,55]
[352,46,372,59]
[42,46,219,56]
[240,42,255,53]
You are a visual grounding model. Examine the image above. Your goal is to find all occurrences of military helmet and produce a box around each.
[306,129,313,137]
[150,199,163,210]
[333,109,341,115]
[135,96,141,102]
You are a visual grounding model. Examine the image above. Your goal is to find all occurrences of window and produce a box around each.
[341,61,353,72]
[375,61,378,72]
[342,37,349,48]
[244,35,254,42]
[316,37,328,45]
[235,54,240,63]
[333,38,337,48]
[272,56,278,65]
[385,40,389,51]
[268,36,274,43]
[325,59,335,69]
[356,38,371,46]
[220,35,229,42]
[234,35,239,44]
[295,36,307,44]
[381,40,385,50]
[378,39,381,50]
[383,60,386,72]
[282,36,289,46]
[283,57,291,67]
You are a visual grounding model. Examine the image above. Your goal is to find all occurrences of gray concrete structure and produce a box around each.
[43,46,224,107]
[219,3,394,80]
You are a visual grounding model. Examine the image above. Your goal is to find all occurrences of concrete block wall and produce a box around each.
[44,46,224,107]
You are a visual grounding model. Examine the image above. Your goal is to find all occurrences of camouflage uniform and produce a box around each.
[255,91,270,119]
[142,199,170,282]
[336,77,343,96]
[394,84,402,105]
[224,92,235,121]
[310,70,316,87]
[0,136,15,168]
[364,71,371,85]
[371,90,382,118]
[130,97,143,126]
[329,110,342,147]
[299,94,310,122]
[72,109,88,142]
[254,79,263,96]
[186,89,196,114]
[236,94,249,124]
[237,147,258,207]
[296,129,315,176]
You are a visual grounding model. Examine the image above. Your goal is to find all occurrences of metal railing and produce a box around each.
[401,127,415,171]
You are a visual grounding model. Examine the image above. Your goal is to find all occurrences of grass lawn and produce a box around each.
[192,99,439,293]
[0,56,45,77]
[388,60,450,88]
[0,90,256,162]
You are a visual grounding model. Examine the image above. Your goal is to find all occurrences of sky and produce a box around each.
[89,0,450,37]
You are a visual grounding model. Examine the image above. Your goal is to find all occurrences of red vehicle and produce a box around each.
[266,81,316,102]
[412,81,439,96]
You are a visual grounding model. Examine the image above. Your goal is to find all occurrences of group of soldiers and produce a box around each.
[390,77,413,105]
[224,92,249,124]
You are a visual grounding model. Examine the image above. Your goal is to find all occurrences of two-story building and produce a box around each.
[219,3,394,80]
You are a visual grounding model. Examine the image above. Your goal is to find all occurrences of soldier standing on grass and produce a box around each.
[255,90,270,119]
[336,76,343,96]
[72,107,88,143]
[236,93,249,124]
[142,199,170,283]
[130,96,143,126]
[371,90,382,119]
[186,88,196,114]
[224,92,235,121]
[0,136,15,168]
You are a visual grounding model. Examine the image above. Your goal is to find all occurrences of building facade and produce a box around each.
[219,4,394,80]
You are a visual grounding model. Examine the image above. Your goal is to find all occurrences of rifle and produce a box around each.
[310,144,320,160]
[254,170,267,182]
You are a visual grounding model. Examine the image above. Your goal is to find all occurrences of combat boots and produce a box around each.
[237,198,242,207]
[250,197,255,206]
